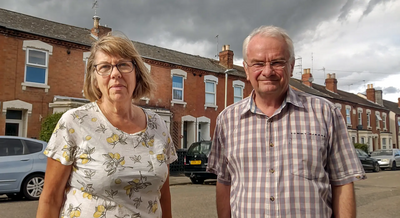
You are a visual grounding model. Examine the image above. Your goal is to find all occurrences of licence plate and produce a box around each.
[190,160,201,165]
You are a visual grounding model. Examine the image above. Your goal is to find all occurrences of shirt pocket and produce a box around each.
[149,150,169,180]
[289,134,327,180]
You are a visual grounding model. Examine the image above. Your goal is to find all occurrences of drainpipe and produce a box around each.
[224,69,235,108]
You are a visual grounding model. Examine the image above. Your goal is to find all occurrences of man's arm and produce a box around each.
[332,182,356,218]
[216,181,231,218]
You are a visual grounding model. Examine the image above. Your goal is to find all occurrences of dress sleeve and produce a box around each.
[327,107,366,186]
[159,116,177,165]
[207,115,231,185]
[44,111,80,166]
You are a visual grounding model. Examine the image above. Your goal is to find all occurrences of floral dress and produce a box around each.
[44,102,177,218]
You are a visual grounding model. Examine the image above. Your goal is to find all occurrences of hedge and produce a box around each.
[39,112,64,142]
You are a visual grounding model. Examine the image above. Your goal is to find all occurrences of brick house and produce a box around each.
[291,69,394,151]
[0,8,252,149]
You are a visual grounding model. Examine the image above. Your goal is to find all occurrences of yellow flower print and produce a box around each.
[91,118,97,122]
[93,205,105,218]
[106,133,127,148]
[63,151,70,162]
[149,150,154,155]
[69,128,75,134]
[168,136,171,144]
[157,154,165,161]
[65,203,82,218]
[107,134,119,144]
[102,152,132,176]
[115,178,122,184]
[85,135,92,141]
[83,192,92,199]
[162,132,166,136]
[43,149,49,155]
[147,200,158,214]
[79,146,95,165]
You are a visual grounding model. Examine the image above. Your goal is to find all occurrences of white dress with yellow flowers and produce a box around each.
[44,102,177,218]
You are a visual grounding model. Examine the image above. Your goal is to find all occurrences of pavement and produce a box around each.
[169,173,193,186]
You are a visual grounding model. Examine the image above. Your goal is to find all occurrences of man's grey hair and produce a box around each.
[242,25,295,62]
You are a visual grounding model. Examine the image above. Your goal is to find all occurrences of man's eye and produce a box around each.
[271,61,285,67]
[253,63,265,67]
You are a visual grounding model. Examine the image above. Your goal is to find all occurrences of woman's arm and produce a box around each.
[36,158,72,218]
[160,165,172,218]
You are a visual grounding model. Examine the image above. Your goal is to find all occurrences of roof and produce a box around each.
[291,78,387,110]
[383,100,400,114]
[0,8,246,77]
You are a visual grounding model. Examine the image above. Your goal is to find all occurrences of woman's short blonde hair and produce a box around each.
[84,32,154,102]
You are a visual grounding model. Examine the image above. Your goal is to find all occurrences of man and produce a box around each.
[207,26,365,218]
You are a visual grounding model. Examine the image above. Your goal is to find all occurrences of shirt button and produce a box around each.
[270,196,275,201]
[270,169,275,173]
[269,143,274,147]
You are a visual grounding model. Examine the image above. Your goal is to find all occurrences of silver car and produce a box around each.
[370,149,400,170]
[0,136,47,200]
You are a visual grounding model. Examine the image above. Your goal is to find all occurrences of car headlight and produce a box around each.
[382,159,389,162]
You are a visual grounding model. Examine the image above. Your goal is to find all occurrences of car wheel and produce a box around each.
[21,174,44,200]
[391,162,397,171]
[373,162,380,172]
[190,177,205,184]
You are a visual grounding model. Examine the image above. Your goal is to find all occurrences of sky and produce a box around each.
[1,0,399,102]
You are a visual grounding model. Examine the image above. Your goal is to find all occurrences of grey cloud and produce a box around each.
[338,0,354,22]
[383,86,400,94]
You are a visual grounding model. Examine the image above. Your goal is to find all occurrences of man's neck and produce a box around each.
[253,91,287,117]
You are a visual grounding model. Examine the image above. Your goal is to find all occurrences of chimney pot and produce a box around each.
[219,45,233,68]
[325,72,338,93]
[301,68,313,87]
[366,84,376,103]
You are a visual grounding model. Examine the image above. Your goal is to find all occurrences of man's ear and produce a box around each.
[243,61,250,81]
[290,59,295,77]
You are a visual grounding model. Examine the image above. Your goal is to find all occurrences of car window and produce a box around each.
[0,138,24,156]
[24,140,43,154]
[187,141,212,156]
[358,149,368,157]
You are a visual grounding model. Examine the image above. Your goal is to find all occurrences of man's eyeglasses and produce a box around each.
[94,61,135,76]
[244,60,287,72]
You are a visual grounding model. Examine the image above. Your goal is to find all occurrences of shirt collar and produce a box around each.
[240,87,305,116]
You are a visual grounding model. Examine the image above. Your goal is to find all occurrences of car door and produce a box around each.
[360,149,374,169]
[395,150,400,167]
[0,138,33,192]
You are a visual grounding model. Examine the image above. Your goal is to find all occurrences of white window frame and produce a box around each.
[170,69,187,107]
[204,75,218,110]
[334,103,342,110]
[22,40,53,92]
[345,105,352,126]
[366,109,371,129]
[357,108,363,126]
[172,75,184,101]
[382,113,387,131]
[375,111,382,130]
[233,80,245,103]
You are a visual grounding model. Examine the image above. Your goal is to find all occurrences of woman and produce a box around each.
[37,32,177,218]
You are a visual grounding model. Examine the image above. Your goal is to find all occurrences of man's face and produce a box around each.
[244,35,294,99]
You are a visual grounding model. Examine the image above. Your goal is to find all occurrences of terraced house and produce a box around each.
[1,8,399,150]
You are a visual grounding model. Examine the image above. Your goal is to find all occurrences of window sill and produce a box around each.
[21,82,50,93]
[141,97,150,104]
[367,126,372,130]
[383,128,387,132]
[204,104,218,111]
[376,127,381,130]
[171,100,187,108]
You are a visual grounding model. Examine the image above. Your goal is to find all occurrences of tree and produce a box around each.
[39,112,64,142]
[354,143,368,153]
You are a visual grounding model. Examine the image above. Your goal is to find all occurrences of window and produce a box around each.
[22,40,53,92]
[357,108,363,126]
[233,80,245,103]
[172,75,184,101]
[376,112,382,129]
[382,113,387,130]
[361,137,365,144]
[346,106,352,125]
[25,140,44,154]
[366,110,371,128]
[204,75,218,109]
[205,81,216,104]
[170,69,187,107]
[0,138,23,156]
[382,138,387,149]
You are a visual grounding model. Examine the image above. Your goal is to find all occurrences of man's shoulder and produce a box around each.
[291,88,336,110]
[219,96,250,118]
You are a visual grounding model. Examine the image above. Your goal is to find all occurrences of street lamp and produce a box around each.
[224,69,236,108]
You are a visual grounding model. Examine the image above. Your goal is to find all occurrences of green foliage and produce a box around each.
[354,143,368,153]
[39,112,64,142]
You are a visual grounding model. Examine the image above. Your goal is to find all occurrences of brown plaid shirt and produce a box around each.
[207,87,366,218]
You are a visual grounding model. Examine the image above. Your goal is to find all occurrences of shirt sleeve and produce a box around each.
[44,111,80,166]
[159,116,177,165]
[327,106,366,186]
[207,114,231,185]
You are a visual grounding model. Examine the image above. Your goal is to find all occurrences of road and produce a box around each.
[0,171,399,218]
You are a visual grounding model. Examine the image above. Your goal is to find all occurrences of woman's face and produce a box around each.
[94,51,137,104]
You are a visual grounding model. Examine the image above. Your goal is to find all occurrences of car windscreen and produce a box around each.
[187,142,212,156]
[371,150,393,156]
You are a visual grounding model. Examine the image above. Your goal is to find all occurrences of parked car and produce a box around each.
[0,136,47,200]
[370,149,400,170]
[184,141,217,184]
[355,149,380,172]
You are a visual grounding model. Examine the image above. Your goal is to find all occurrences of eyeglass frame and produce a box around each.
[93,61,136,76]
[244,59,287,72]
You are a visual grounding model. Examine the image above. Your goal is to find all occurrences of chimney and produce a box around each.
[301,68,313,87]
[366,84,376,103]
[325,73,338,93]
[375,89,383,106]
[91,15,112,39]
[219,45,234,69]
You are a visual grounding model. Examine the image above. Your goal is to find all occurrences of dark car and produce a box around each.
[355,149,380,172]
[184,141,217,184]
[0,136,47,200]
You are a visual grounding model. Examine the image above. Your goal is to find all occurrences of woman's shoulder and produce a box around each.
[59,102,99,123]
